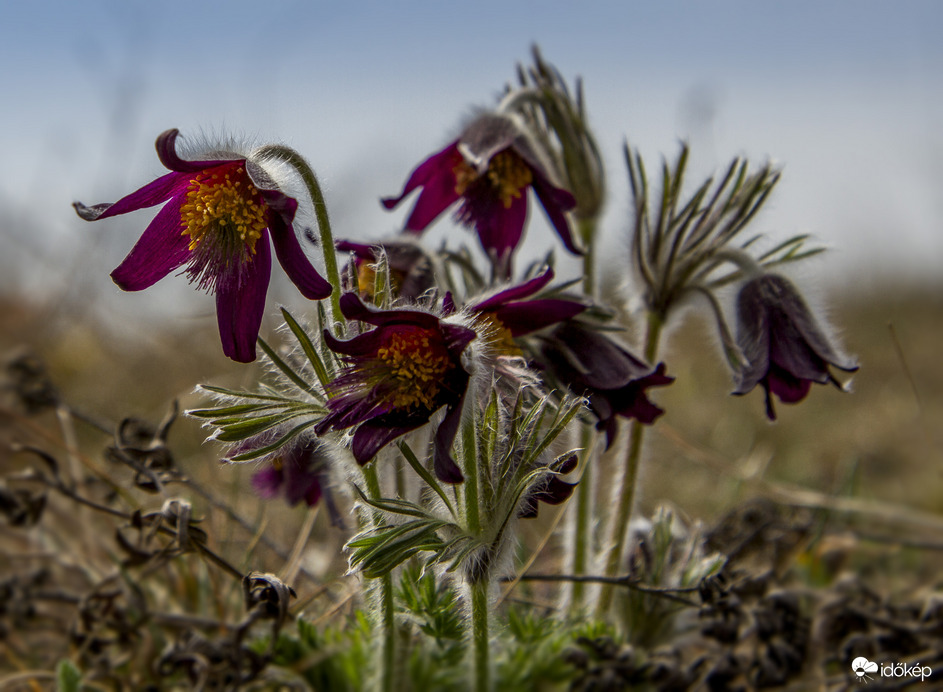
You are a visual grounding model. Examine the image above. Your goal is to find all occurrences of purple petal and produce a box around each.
[322,326,385,358]
[251,465,284,499]
[156,129,231,173]
[215,236,272,363]
[532,175,581,255]
[351,422,419,465]
[339,293,442,331]
[335,240,377,260]
[268,196,333,300]
[470,267,555,312]
[110,198,192,291]
[494,299,586,337]
[767,366,813,404]
[75,171,191,222]
[382,142,463,232]
[475,192,528,261]
[432,400,465,484]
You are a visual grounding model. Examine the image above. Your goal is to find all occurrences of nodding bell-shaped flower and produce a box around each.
[335,239,435,302]
[733,273,858,419]
[314,293,476,483]
[381,112,580,277]
[74,129,332,363]
[250,438,330,508]
[538,321,674,447]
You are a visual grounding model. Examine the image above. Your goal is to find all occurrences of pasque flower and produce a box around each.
[250,438,330,508]
[315,293,476,483]
[538,322,674,447]
[381,112,580,276]
[733,273,858,419]
[336,239,435,302]
[74,129,332,362]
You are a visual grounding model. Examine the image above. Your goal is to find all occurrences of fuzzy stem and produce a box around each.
[595,310,664,618]
[469,579,491,692]
[361,464,397,692]
[568,215,599,612]
[568,425,596,612]
[256,144,344,325]
[461,415,489,690]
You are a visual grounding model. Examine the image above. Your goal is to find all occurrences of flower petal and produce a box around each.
[495,299,586,337]
[470,267,555,312]
[474,192,527,262]
[267,195,333,300]
[432,401,465,484]
[74,171,191,221]
[532,175,581,255]
[156,129,230,173]
[110,198,192,291]
[382,141,463,233]
[214,234,272,363]
[351,422,419,465]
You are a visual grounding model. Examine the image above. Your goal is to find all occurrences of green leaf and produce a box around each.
[398,441,456,518]
[226,419,321,461]
[258,337,320,398]
[56,659,82,692]
[281,308,331,388]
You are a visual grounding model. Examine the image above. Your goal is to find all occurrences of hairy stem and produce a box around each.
[470,579,491,692]
[361,464,397,692]
[595,310,664,618]
[256,144,343,325]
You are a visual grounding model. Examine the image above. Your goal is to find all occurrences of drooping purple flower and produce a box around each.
[314,293,476,483]
[74,129,332,363]
[381,113,580,277]
[336,239,435,302]
[538,321,674,447]
[733,273,858,419]
[251,438,329,508]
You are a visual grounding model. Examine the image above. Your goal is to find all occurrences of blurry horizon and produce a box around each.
[2,1,942,335]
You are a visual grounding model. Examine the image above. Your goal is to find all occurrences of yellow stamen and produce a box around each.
[475,312,522,357]
[180,165,268,254]
[453,149,533,209]
[375,330,451,410]
[486,150,533,208]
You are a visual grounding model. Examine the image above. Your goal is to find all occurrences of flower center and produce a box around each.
[454,149,533,209]
[375,329,452,410]
[180,164,268,255]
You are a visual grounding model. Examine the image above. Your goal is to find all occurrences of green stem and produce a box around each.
[256,144,344,325]
[568,425,596,612]
[568,215,598,613]
[470,579,490,692]
[595,310,664,618]
[361,464,397,692]
[461,414,489,691]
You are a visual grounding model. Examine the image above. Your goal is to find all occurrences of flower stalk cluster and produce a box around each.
[71,45,859,689]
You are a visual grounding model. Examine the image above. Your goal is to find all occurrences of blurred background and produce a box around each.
[1,0,941,521]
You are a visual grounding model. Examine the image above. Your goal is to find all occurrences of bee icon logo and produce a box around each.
[852,657,878,683]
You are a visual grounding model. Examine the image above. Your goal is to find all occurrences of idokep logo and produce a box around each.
[851,657,933,684]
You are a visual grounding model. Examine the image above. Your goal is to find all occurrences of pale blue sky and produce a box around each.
[2,1,941,324]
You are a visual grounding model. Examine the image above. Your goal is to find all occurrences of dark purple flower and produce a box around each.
[314,293,476,483]
[538,322,674,447]
[74,129,332,363]
[733,273,858,420]
[251,438,328,507]
[336,239,435,302]
[381,113,580,277]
